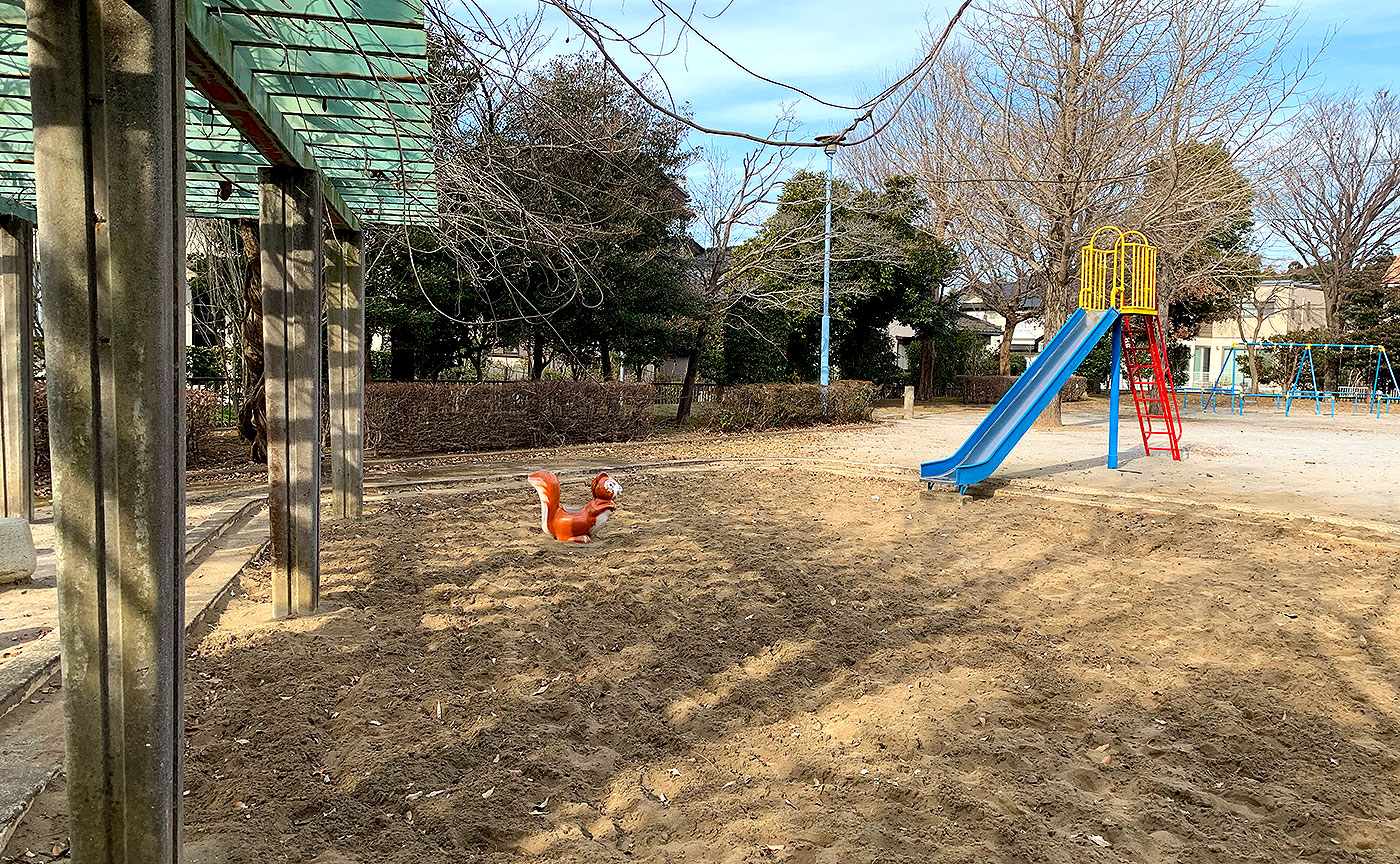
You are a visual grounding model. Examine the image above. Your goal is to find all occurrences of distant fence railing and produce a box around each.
[187,376,242,427]
[650,382,721,405]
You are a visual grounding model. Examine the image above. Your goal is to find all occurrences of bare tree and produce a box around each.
[858,0,1307,424]
[966,265,1041,376]
[677,127,914,421]
[1259,90,1400,332]
[677,132,813,422]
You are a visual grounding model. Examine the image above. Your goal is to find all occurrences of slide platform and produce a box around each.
[922,307,1120,491]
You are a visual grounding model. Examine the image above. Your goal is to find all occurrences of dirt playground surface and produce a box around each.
[9,467,1400,863]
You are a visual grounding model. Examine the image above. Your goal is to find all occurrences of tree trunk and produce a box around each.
[599,336,613,381]
[675,325,706,424]
[529,335,546,380]
[389,324,416,381]
[998,316,1018,376]
[1036,302,1068,427]
[1324,278,1341,331]
[234,219,268,463]
[916,338,937,401]
[1246,345,1260,393]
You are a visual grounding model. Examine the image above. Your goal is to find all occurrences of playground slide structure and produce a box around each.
[923,227,1183,494]
[920,307,1119,491]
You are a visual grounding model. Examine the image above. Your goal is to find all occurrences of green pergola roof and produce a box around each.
[0,0,437,228]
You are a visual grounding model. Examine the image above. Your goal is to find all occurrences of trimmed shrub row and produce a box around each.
[709,380,878,431]
[364,380,654,456]
[953,374,1087,405]
[33,382,227,479]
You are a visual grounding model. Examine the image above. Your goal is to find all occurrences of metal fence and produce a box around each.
[649,382,721,405]
[188,376,242,427]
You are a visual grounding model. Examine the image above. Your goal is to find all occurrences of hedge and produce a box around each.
[364,380,653,456]
[34,382,226,479]
[953,374,1087,405]
[708,380,878,431]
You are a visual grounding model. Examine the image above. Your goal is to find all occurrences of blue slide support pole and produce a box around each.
[1108,317,1122,469]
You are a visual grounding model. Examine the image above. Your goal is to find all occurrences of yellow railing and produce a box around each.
[1078,226,1158,315]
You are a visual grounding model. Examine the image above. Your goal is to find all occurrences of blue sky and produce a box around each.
[477,0,1400,172]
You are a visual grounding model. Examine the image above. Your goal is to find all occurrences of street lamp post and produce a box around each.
[819,137,839,408]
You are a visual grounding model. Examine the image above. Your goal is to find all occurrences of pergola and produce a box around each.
[0,2,436,860]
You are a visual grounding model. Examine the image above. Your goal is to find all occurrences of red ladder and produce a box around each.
[1121,314,1182,460]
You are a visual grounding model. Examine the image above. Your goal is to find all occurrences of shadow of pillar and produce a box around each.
[27,1,187,861]
[260,166,323,618]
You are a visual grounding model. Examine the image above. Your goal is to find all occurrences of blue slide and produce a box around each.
[922,307,1120,491]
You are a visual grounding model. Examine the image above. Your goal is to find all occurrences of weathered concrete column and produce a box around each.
[0,216,34,520]
[326,229,364,519]
[260,166,323,618]
[903,385,915,420]
[27,1,187,862]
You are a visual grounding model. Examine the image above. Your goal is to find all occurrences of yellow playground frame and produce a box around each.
[1079,226,1158,314]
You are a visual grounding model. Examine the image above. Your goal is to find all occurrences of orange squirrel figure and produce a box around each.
[527,471,621,543]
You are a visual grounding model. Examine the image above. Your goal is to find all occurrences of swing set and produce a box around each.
[1201,341,1400,417]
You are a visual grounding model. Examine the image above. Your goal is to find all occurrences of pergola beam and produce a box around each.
[0,196,33,224]
[185,0,359,232]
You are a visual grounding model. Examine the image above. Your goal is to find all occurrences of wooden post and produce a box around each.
[260,166,322,618]
[27,1,187,860]
[903,385,915,420]
[0,216,34,520]
[326,229,364,519]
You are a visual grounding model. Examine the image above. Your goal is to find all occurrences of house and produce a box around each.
[1178,278,1326,389]
[1385,254,1400,288]
[959,290,1046,355]
[889,313,1003,370]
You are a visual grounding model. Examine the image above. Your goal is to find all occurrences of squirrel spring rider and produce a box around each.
[527,471,620,543]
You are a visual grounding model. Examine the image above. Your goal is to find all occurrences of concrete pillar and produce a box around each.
[260,166,322,618]
[903,385,915,420]
[26,1,187,862]
[0,216,34,519]
[326,229,364,519]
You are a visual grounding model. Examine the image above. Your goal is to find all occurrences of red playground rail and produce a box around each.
[1121,313,1183,460]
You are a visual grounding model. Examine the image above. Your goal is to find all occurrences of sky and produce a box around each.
[471,0,1400,256]
[476,0,1400,166]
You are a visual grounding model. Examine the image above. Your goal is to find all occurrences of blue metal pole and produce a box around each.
[1371,347,1383,417]
[1108,317,1122,469]
[1231,345,1239,414]
[820,147,833,407]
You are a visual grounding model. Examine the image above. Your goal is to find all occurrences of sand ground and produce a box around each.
[11,461,1400,863]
